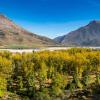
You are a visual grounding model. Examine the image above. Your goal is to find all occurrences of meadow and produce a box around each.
[0,48,100,100]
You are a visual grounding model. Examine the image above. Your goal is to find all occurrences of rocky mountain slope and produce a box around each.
[54,20,100,46]
[0,14,57,48]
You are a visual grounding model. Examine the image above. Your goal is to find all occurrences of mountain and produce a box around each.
[0,14,57,48]
[54,20,100,46]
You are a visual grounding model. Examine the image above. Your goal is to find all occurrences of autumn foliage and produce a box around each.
[0,48,100,99]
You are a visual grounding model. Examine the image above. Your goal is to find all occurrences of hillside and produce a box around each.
[54,20,100,46]
[0,14,57,48]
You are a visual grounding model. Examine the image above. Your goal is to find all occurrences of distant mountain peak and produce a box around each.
[88,20,100,25]
[54,20,100,46]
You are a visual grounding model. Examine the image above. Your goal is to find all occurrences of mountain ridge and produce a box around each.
[0,14,57,48]
[54,20,100,46]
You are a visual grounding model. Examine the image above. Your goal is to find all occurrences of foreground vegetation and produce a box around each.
[0,48,100,100]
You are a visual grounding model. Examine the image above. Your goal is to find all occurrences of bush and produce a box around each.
[0,48,100,99]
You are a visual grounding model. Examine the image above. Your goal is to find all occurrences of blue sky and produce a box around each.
[0,0,100,38]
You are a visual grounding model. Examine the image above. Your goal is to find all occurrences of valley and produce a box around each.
[0,47,100,53]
